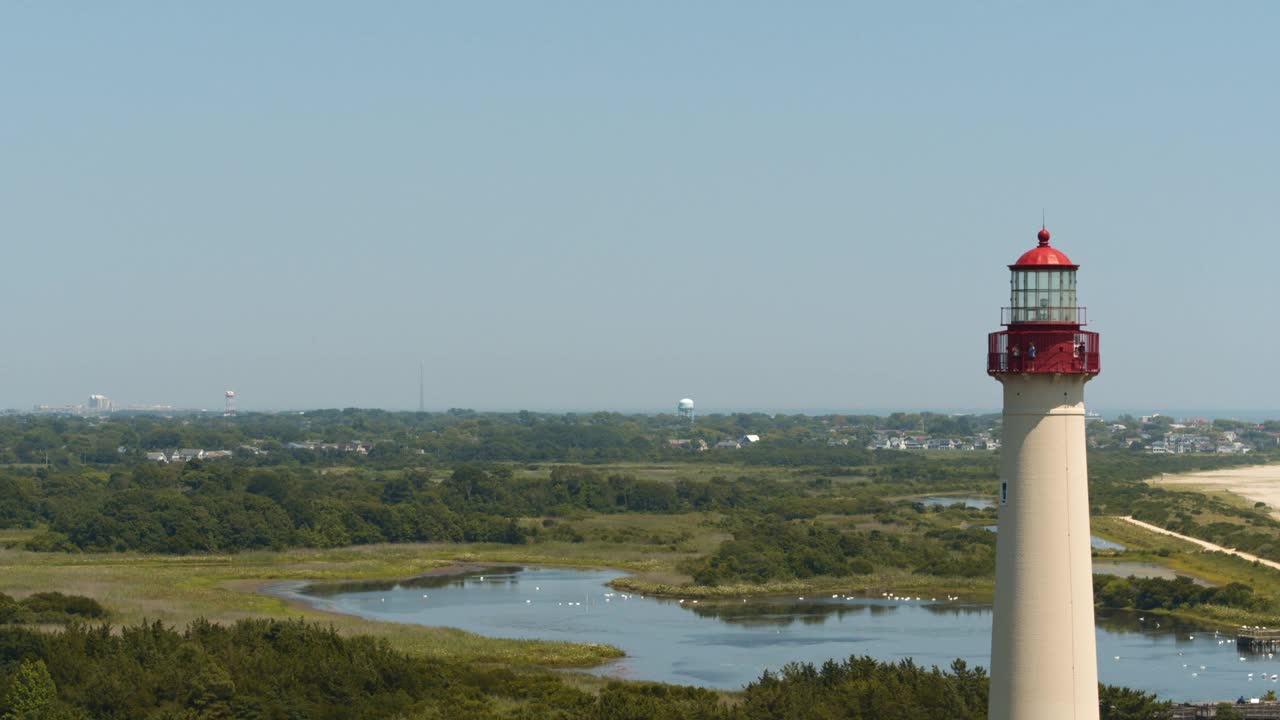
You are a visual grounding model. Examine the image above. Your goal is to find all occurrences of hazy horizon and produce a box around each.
[12,402,1280,424]
[5,3,1277,412]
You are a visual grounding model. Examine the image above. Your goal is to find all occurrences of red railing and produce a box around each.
[1001,306,1088,325]
[988,329,1099,376]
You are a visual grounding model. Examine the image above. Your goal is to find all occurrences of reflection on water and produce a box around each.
[302,566,522,597]
[1095,609,1204,637]
[281,566,1280,701]
[1095,561,1207,583]
[683,598,992,627]
[916,496,994,509]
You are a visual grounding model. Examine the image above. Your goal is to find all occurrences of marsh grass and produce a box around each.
[0,544,623,666]
[11,488,1280,669]
[1090,516,1198,554]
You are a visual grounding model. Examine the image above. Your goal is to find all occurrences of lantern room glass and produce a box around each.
[1009,269,1077,323]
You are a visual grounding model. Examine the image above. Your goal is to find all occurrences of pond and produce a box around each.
[980,525,1126,551]
[276,566,1278,702]
[1095,561,1208,583]
[915,496,994,509]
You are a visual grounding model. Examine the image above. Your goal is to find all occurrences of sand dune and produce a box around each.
[1149,463,1280,514]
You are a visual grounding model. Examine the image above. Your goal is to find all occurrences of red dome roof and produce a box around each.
[1010,228,1078,269]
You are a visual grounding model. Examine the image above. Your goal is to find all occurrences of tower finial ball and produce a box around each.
[1037,228,1051,246]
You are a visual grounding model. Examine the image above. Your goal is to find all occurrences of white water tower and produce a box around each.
[224,389,237,416]
[677,398,695,423]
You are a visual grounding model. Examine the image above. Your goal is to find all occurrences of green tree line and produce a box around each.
[0,617,1176,719]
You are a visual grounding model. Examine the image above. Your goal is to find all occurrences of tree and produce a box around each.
[1212,703,1244,720]
[2,658,56,720]
[1098,685,1172,720]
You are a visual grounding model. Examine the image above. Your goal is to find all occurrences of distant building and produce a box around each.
[677,398,695,423]
[87,394,112,411]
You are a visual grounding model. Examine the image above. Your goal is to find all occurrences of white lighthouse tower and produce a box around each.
[987,227,1100,720]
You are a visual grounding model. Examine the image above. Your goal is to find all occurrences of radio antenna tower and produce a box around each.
[418,362,425,411]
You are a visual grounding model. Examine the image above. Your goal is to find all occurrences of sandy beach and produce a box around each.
[1150,463,1280,513]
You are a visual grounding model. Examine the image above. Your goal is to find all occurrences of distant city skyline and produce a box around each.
[4,3,1277,412]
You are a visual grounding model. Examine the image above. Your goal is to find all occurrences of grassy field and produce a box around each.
[1090,516,1200,555]
[0,543,623,667]
[0,502,1004,671]
[0,510,743,667]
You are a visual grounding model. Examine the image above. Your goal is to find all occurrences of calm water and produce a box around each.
[980,524,1126,551]
[280,567,1278,701]
[916,496,994,509]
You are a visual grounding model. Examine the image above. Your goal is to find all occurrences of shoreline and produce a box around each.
[248,554,1275,634]
[245,562,513,619]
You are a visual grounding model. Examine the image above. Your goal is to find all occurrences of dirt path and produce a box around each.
[1119,516,1280,572]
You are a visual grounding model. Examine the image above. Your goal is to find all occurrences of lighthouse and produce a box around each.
[986,227,1101,720]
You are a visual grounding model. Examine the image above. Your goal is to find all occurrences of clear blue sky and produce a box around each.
[3,2,1277,413]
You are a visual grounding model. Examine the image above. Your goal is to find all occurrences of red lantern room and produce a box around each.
[987,228,1100,376]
